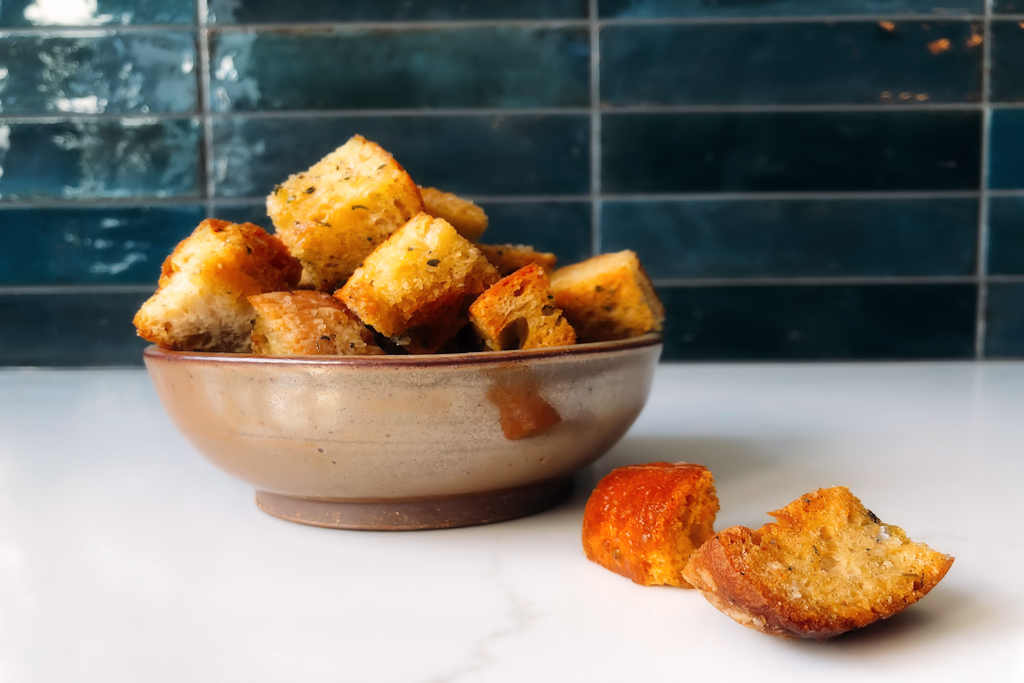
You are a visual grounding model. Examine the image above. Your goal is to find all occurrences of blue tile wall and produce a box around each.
[1,1,1020,364]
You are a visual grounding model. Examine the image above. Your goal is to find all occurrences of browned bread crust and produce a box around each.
[478,244,557,276]
[133,219,301,352]
[468,264,576,351]
[248,291,383,356]
[582,463,719,587]
[682,486,954,639]
[419,186,488,241]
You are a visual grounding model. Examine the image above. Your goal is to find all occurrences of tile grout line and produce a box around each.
[975,0,993,359]
[195,0,216,217]
[589,0,602,257]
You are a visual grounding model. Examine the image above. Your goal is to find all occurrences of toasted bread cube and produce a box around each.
[550,250,664,342]
[248,291,384,356]
[337,213,499,353]
[478,244,557,276]
[682,487,954,639]
[267,135,423,291]
[133,219,301,352]
[419,186,488,241]
[582,463,719,587]
[469,264,575,351]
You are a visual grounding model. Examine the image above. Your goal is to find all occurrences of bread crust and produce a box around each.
[468,264,576,351]
[248,291,383,356]
[419,186,488,241]
[478,244,557,276]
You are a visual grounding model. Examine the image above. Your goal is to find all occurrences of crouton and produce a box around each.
[419,186,488,241]
[267,135,423,291]
[337,213,499,353]
[582,463,719,587]
[550,250,664,342]
[248,291,383,356]
[133,219,301,352]
[682,487,954,639]
[478,243,557,276]
[469,264,575,351]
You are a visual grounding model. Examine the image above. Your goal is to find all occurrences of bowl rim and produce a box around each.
[143,333,662,367]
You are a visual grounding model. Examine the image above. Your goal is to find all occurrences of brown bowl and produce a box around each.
[143,334,661,530]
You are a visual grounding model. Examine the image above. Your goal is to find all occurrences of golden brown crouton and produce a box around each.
[478,243,557,276]
[267,135,423,291]
[682,487,954,639]
[133,219,301,352]
[248,291,383,356]
[550,250,665,342]
[419,186,488,241]
[468,264,576,351]
[337,213,499,353]
[582,463,719,587]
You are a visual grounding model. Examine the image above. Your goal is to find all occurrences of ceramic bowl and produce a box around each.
[143,334,661,530]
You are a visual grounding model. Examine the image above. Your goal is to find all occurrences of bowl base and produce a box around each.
[254,477,573,531]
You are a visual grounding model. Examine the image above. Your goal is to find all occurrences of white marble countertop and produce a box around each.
[2,363,1022,682]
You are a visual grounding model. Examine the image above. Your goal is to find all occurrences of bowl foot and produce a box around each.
[254,477,573,531]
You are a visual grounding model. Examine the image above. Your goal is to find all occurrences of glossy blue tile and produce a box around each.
[658,284,976,359]
[208,0,586,23]
[212,115,589,197]
[985,283,1024,357]
[991,21,1024,102]
[600,0,981,17]
[1,0,193,26]
[602,22,981,106]
[0,119,201,200]
[603,199,978,278]
[602,111,980,192]
[987,198,1024,274]
[0,291,149,365]
[994,0,1024,11]
[0,206,203,285]
[0,33,197,115]
[989,110,1024,189]
[210,28,588,111]
[477,202,592,264]
[209,202,270,227]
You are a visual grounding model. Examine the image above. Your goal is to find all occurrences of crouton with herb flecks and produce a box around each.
[248,291,383,356]
[478,243,557,276]
[420,186,488,241]
[469,264,575,351]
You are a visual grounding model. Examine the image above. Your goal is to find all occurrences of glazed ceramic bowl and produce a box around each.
[144,334,661,530]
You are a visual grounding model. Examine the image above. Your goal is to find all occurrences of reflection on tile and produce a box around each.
[600,0,981,17]
[0,206,202,285]
[477,202,592,264]
[985,283,1024,357]
[0,33,196,115]
[991,21,1024,102]
[603,199,978,278]
[212,115,589,197]
[210,28,588,111]
[0,119,201,200]
[602,22,981,106]
[603,111,980,192]
[987,197,1024,274]
[658,284,976,360]
[0,291,149,365]
[208,0,585,23]
[1,0,193,26]
[989,110,1024,189]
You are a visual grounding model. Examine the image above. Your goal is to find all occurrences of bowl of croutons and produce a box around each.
[136,135,664,530]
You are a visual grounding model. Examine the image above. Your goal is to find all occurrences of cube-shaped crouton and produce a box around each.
[550,250,665,342]
[337,213,499,353]
[248,291,384,356]
[469,264,575,351]
[419,186,488,241]
[478,244,557,276]
[133,219,301,352]
[267,135,423,291]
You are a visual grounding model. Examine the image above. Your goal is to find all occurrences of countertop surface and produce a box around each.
[1,363,1022,682]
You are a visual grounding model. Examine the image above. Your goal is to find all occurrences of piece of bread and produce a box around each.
[478,244,557,276]
[248,291,383,356]
[419,186,488,241]
[267,135,423,291]
[337,213,499,353]
[682,486,954,639]
[133,219,301,352]
[582,463,718,587]
[468,264,576,351]
[550,250,665,342]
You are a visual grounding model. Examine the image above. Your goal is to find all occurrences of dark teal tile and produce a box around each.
[988,198,1024,274]
[603,199,978,278]
[211,202,269,226]
[210,28,588,111]
[1,0,193,26]
[0,291,149,365]
[478,202,592,264]
[992,21,1024,102]
[985,283,1024,357]
[600,0,981,17]
[0,119,201,200]
[602,22,981,106]
[212,115,589,197]
[989,110,1024,189]
[994,0,1024,11]
[0,33,196,115]
[602,111,980,192]
[0,206,203,285]
[657,284,976,360]
[208,0,586,23]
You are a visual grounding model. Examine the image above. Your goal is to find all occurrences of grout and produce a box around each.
[601,103,984,113]
[599,13,984,25]
[195,0,216,217]
[0,197,206,209]
[652,275,989,287]
[208,19,590,32]
[600,190,982,201]
[589,0,601,257]
[0,285,154,295]
[976,0,993,359]
[207,107,590,119]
